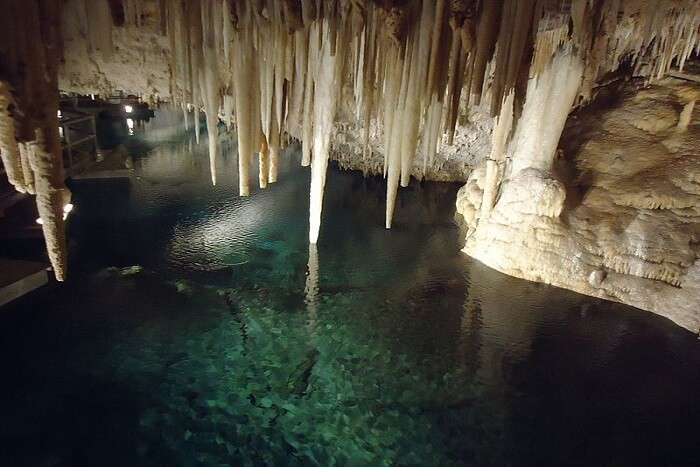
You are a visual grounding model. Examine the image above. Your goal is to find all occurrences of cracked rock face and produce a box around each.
[330,97,493,182]
[459,78,700,334]
[59,0,170,99]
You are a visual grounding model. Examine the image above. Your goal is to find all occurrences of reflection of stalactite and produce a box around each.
[224,291,248,349]
[304,243,319,333]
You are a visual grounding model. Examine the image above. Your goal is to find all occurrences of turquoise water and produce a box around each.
[1,114,699,466]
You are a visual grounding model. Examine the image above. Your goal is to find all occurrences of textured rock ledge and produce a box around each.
[458,78,700,334]
[329,98,493,183]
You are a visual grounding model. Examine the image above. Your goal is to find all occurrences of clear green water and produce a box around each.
[1,115,699,466]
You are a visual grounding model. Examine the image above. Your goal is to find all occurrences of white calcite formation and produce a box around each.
[0,0,69,281]
[459,78,700,333]
[2,0,699,331]
[56,0,700,242]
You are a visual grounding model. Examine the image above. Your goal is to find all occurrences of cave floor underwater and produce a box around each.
[0,112,699,467]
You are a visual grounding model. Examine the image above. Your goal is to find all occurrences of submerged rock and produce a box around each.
[118,265,144,277]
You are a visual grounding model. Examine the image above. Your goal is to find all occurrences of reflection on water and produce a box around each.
[1,113,699,466]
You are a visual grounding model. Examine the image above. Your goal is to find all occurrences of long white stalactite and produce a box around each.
[0,0,68,281]
[157,0,700,245]
[3,0,700,280]
[309,17,343,244]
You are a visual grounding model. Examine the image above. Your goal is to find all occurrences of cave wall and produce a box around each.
[459,77,700,333]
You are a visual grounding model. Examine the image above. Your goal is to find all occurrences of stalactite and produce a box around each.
[194,106,201,144]
[268,115,280,183]
[223,95,234,131]
[0,83,26,193]
[84,0,114,59]
[301,23,319,167]
[468,1,502,106]
[259,132,269,189]
[27,130,68,282]
[182,103,189,131]
[63,0,698,249]
[425,0,447,100]
[188,0,203,145]
[309,17,343,244]
[0,0,68,280]
[400,0,433,186]
[201,0,222,186]
[231,24,257,196]
[510,49,584,176]
[289,28,308,138]
[18,143,36,194]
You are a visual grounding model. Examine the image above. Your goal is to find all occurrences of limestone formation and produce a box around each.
[0,0,698,331]
[0,0,69,281]
[459,78,700,333]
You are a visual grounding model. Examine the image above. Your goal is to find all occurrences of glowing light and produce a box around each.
[36,203,74,225]
[90,94,96,100]
[124,104,134,114]
[59,126,64,138]
[57,110,62,119]
[127,118,135,135]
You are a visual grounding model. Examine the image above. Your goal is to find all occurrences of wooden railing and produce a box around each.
[58,108,98,177]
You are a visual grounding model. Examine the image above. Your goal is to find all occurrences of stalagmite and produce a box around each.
[480,91,514,217]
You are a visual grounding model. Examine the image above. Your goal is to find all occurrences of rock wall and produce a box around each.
[458,77,700,333]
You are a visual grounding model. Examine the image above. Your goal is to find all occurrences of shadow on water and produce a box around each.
[1,109,699,466]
